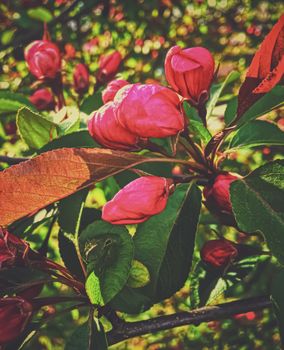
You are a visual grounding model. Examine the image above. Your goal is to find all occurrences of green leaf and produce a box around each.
[58,190,89,280]
[80,91,103,114]
[52,106,82,134]
[224,96,238,125]
[189,119,211,145]
[271,268,284,346]
[39,130,98,153]
[229,120,284,149]
[127,260,150,288]
[206,71,240,119]
[17,106,84,150]
[65,319,108,350]
[0,92,33,114]
[79,221,134,304]
[113,184,201,313]
[236,86,284,127]
[17,107,59,149]
[27,7,53,22]
[230,160,284,264]
[85,272,104,306]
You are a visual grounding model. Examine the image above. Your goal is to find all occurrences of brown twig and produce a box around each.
[107,296,271,345]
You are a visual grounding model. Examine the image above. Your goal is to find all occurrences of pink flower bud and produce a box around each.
[102,176,173,224]
[0,297,33,345]
[0,229,29,268]
[203,172,241,225]
[73,63,89,95]
[114,83,185,138]
[25,40,61,80]
[98,51,122,82]
[201,239,238,268]
[88,102,141,151]
[29,88,55,111]
[165,46,215,104]
[102,79,129,103]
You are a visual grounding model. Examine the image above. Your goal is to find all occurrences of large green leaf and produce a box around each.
[206,71,240,119]
[112,184,201,313]
[39,130,98,153]
[65,319,108,350]
[226,86,284,127]
[229,120,284,149]
[79,221,134,304]
[230,160,284,264]
[17,107,59,149]
[58,190,89,280]
[17,107,82,150]
[0,91,33,114]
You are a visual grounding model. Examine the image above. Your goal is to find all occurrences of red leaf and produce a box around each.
[0,148,155,226]
[237,14,284,118]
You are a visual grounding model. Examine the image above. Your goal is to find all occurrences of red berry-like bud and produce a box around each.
[73,63,90,95]
[64,43,76,59]
[200,239,238,268]
[102,176,173,224]
[29,88,55,111]
[114,83,185,138]
[0,297,33,345]
[102,79,129,103]
[98,51,122,82]
[165,46,215,104]
[0,229,29,268]
[24,40,61,80]
[203,172,241,225]
[88,102,141,151]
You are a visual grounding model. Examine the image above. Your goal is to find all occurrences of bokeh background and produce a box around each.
[1,1,284,349]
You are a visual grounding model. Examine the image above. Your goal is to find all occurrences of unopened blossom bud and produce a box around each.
[203,172,241,225]
[88,102,141,151]
[98,51,122,82]
[201,239,238,268]
[102,79,129,103]
[0,297,33,345]
[29,88,55,111]
[165,46,215,104]
[102,176,173,224]
[73,63,89,95]
[0,229,29,268]
[114,83,185,138]
[25,40,61,80]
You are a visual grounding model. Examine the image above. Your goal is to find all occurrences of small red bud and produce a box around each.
[29,88,55,111]
[98,51,122,82]
[203,172,241,226]
[201,239,238,268]
[73,63,89,95]
[0,297,33,345]
[102,176,173,224]
[165,45,215,104]
[25,40,61,80]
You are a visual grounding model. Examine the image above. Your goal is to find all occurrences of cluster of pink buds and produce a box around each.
[25,28,123,112]
[87,43,220,225]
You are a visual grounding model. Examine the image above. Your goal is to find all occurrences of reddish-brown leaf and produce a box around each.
[0,148,157,226]
[237,14,284,119]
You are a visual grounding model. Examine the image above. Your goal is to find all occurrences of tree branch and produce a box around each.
[107,296,271,345]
